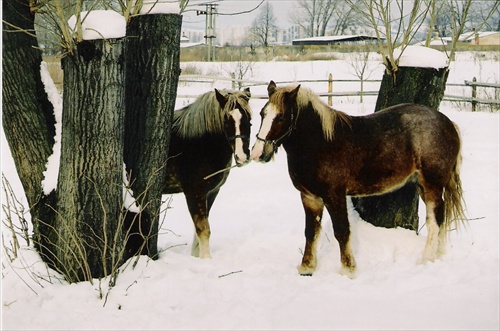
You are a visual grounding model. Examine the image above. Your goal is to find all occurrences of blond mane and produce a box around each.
[269,85,351,141]
[174,89,251,138]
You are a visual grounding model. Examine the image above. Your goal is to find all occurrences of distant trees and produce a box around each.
[250,1,277,47]
[434,0,499,37]
[288,0,362,37]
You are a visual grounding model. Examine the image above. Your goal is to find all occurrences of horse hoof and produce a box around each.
[420,256,437,265]
[339,266,357,279]
[297,264,316,276]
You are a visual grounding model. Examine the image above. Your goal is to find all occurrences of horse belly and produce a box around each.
[347,161,417,197]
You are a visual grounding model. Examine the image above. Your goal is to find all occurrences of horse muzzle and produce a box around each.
[235,151,251,166]
[251,140,275,163]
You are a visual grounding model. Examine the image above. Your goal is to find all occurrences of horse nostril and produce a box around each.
[235,153,248,164]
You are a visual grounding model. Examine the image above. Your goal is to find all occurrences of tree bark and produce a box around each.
[2,0,58,259]
[124,14,182,259]
[352,62,449,231]
[56,39,126,281]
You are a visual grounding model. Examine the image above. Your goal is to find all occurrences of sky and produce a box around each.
[181,0,295,30]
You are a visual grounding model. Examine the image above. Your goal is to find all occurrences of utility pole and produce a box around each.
[197,3,217,61]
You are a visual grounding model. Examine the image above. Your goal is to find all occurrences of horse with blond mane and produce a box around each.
[251,81,465,277]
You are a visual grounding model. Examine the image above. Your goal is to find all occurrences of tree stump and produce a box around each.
[2,0,58,259]
[124,14,182,259]
[57,39,126,281]
[352,62,449,231]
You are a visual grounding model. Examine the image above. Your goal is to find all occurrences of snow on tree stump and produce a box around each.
[353,46,449,231]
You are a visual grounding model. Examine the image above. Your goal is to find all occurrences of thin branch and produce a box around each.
[218,270,243,278]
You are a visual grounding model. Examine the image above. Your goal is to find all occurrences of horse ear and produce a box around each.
[215,88,227,107]
[243,87,251,98]
[268,80,277,97]
[289,84,301,100]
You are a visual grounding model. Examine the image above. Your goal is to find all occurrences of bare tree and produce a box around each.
[329,1,365,36]
[432,0,499,39]
[289,0,328,37]
[250,1,277,47]
[347,49,379,103]
[289,0,361,37]
[223,48,254,90]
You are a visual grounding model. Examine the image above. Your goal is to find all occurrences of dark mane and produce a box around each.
[269,84,351,141]
[174,89,252,138]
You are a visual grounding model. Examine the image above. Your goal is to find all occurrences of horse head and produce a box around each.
[215,87,252,166]
[251,81,300,163]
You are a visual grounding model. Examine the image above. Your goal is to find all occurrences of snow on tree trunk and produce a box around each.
[353,61,449,231]
[123,14,182,259]
[56,39,126,281]
[2,0,58,263]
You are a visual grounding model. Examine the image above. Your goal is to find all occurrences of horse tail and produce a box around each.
[443,122,467,230]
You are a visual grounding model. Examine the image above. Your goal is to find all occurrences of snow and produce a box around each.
[66,5,181,41]
[40,62,62,194]
[122,164,142,213]
[2,54,499,330]
[67,10,126,41]
[394,45,449,69]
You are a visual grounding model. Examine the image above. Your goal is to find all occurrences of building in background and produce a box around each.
[292,35,380,46]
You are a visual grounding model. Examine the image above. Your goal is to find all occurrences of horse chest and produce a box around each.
[286,145,345,195]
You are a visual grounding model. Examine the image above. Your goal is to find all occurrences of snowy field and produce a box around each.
[2,52,499,330]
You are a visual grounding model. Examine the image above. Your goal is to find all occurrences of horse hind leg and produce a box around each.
[297,192,324,276]
[325,194,356,278]
[420,186,446,264]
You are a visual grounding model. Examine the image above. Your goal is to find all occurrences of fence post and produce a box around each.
[328,73,332,106]
[231,72,236,90]
[471,76,477,112]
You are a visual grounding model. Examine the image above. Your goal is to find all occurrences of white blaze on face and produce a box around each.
[230,108,247,163]
[251,103,278,161]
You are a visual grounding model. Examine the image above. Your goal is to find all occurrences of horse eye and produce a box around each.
[276,115,286,123]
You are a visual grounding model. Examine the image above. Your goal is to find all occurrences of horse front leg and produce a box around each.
[298,192,324,276]
[185,194,212,259]
[324,194,356,278]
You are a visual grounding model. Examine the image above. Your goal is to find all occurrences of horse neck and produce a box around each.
[169,132,232,163]
[288,104,326,144]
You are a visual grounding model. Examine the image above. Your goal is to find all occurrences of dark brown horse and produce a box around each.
[164,88,252,259]
[251,81,465,277]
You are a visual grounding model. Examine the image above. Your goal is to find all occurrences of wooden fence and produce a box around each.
[178,74,500,111]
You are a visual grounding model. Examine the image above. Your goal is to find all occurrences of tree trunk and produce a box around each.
[56,39,126,282]
[124,14,182,259]
[352,62,449,231]
[2,0,58,260]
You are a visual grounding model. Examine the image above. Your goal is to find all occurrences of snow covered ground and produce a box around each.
[2,53,499,330]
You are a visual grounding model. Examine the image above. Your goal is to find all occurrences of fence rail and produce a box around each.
[178,75,500,111]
